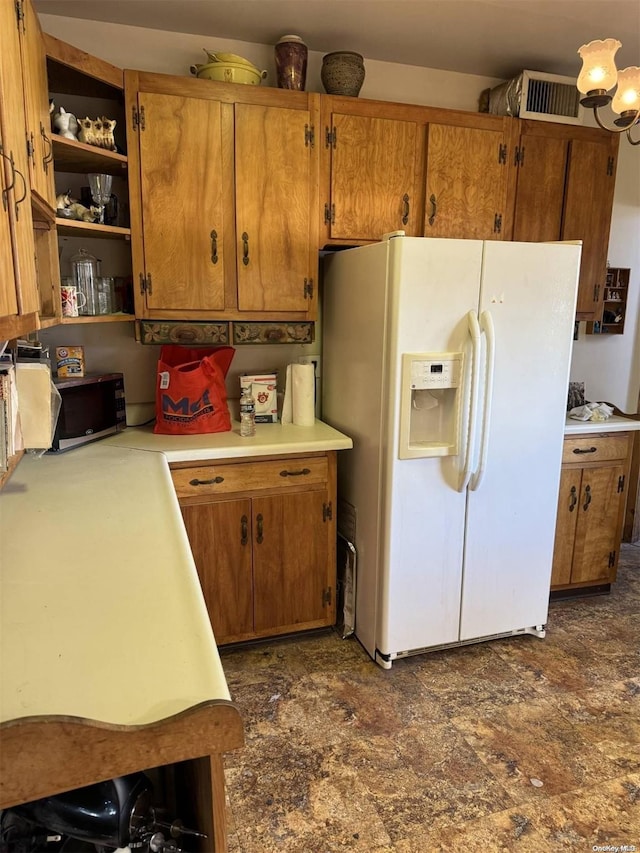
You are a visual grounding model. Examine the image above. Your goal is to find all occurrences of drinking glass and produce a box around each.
[87,173,113,224]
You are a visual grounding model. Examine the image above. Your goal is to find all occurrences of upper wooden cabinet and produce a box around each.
[423,114,513,240]
[17,0,56,210]
[320,96,423,243]
[125,71,320,322]
[0,0,40,340]
[510,120,618,321]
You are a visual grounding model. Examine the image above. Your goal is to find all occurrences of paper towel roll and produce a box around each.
[281,364,293,425]
[292,362,315,426]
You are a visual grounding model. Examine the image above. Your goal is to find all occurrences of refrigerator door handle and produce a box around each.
[458,309,481,493]
[469,309,495,492]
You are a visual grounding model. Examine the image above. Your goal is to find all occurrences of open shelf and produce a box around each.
[56,218,131,240]
[51,136,127,176]
[586,267,630,336]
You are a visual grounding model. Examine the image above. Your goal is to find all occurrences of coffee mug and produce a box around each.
[61,282,87,318]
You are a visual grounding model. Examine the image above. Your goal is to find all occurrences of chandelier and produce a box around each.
[577,39,639,145]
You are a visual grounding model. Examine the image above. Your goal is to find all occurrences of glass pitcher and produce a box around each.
[70,248,99,315]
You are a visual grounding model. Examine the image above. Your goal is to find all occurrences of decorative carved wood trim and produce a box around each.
[138,320,230,345]
[232,321,314,344]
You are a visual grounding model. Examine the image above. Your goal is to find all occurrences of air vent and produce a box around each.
[485,70,585,125]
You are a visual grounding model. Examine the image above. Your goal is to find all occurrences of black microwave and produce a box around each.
[50,373,126,452]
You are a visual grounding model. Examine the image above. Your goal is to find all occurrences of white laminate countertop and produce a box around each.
[0,445,231,726]
[104,419,353,461]
[564,414,640,435]
[0,421,352,727]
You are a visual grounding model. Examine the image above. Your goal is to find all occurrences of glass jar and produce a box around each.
[97,276,114,315]
[70,248,99,315]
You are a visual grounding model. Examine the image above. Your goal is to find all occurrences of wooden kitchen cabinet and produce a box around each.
[0,0,40,340]
[320,96,424,244]
[172,452,337,644]
[423,112,513,240]
[510,120,618,321]
[125,72,320,322]
[551,432,632,594]
[17,0,56,211]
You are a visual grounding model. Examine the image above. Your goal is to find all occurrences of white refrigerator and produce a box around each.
[322,235,581,668]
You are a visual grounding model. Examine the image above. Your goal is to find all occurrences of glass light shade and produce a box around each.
[577,38,621,94]
[611,66,640,114]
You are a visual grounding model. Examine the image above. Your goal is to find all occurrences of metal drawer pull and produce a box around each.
[242,231,250,265]
[13,166,27,221]
[279,468,311,477]
[583,484,592,511]
[240,514,248,546]
[210,229,218,264]
[256,513,264,544]
[573,446,597,454]
[569,485,577,512]
[189,476,224,486]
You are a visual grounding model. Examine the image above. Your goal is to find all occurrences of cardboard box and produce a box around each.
[240,372,278,423]
[55,346,85,378]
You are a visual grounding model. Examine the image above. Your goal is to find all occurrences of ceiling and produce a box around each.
[34,0,640,81]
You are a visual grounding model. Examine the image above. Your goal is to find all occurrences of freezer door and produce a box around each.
[459,241,581,641]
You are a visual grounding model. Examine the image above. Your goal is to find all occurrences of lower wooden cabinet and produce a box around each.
[551,432,632,593]
[171,452,337,644]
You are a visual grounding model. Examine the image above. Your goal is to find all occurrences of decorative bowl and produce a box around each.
[203,50,256,67]
[190,61,267,86]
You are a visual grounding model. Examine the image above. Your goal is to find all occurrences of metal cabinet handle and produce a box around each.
[240,514,248,546]
[583,484,592,511]
[41,123,53,171]
[401,193,410,225]
[256,513,263,544]
[573,446,597,455]
[210,229,218,264]
[428,193,437,226]
[568,485,577,512]
[242,231,250,266]
[13,166,27,221]
[188,476,224,486]
[279,468,310,477]
[0,146,16,211]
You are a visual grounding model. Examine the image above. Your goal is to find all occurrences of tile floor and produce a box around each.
[220,544,640,852]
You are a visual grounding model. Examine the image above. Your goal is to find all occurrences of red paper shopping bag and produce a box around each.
[154,345,235,435]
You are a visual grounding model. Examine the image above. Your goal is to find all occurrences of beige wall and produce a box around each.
[38,14,640,414]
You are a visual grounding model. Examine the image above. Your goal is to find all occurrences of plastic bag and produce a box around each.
[154,345,235,435]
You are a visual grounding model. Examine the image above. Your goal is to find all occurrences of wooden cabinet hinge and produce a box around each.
[324,203,335,225]
[323,501,332,521]
[498,143,507,165]
[514,146,525,166]
[493,212,502,234]
[617,474,625,493]
[322,587,332,606]
[139,272,153,295]
[608,550,616,568]
[303,278,314,299]
[607,156,615,176]
[304,124,315,148]
[132,105,146,131]
[14,0,24,32]
[325,126,337,148]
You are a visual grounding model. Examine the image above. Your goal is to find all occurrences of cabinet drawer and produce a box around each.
[562,434,630,464]
[171,457,329,499]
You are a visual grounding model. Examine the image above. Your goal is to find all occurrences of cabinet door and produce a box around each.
[424,122,509,239]
[180,499,254,643]
[0,0,38,320]
[235,103,316,313]
[19,0,55,208]
[512,133,568,242]
[571,463,625,584]
[550,467,581,587]
[0,126,18,318]
[136,92,226,312]
[562,137,617,319]
[253,490,330,633]
[327,112,419,241]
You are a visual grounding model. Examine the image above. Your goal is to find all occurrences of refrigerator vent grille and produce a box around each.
[486,70,584,125]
